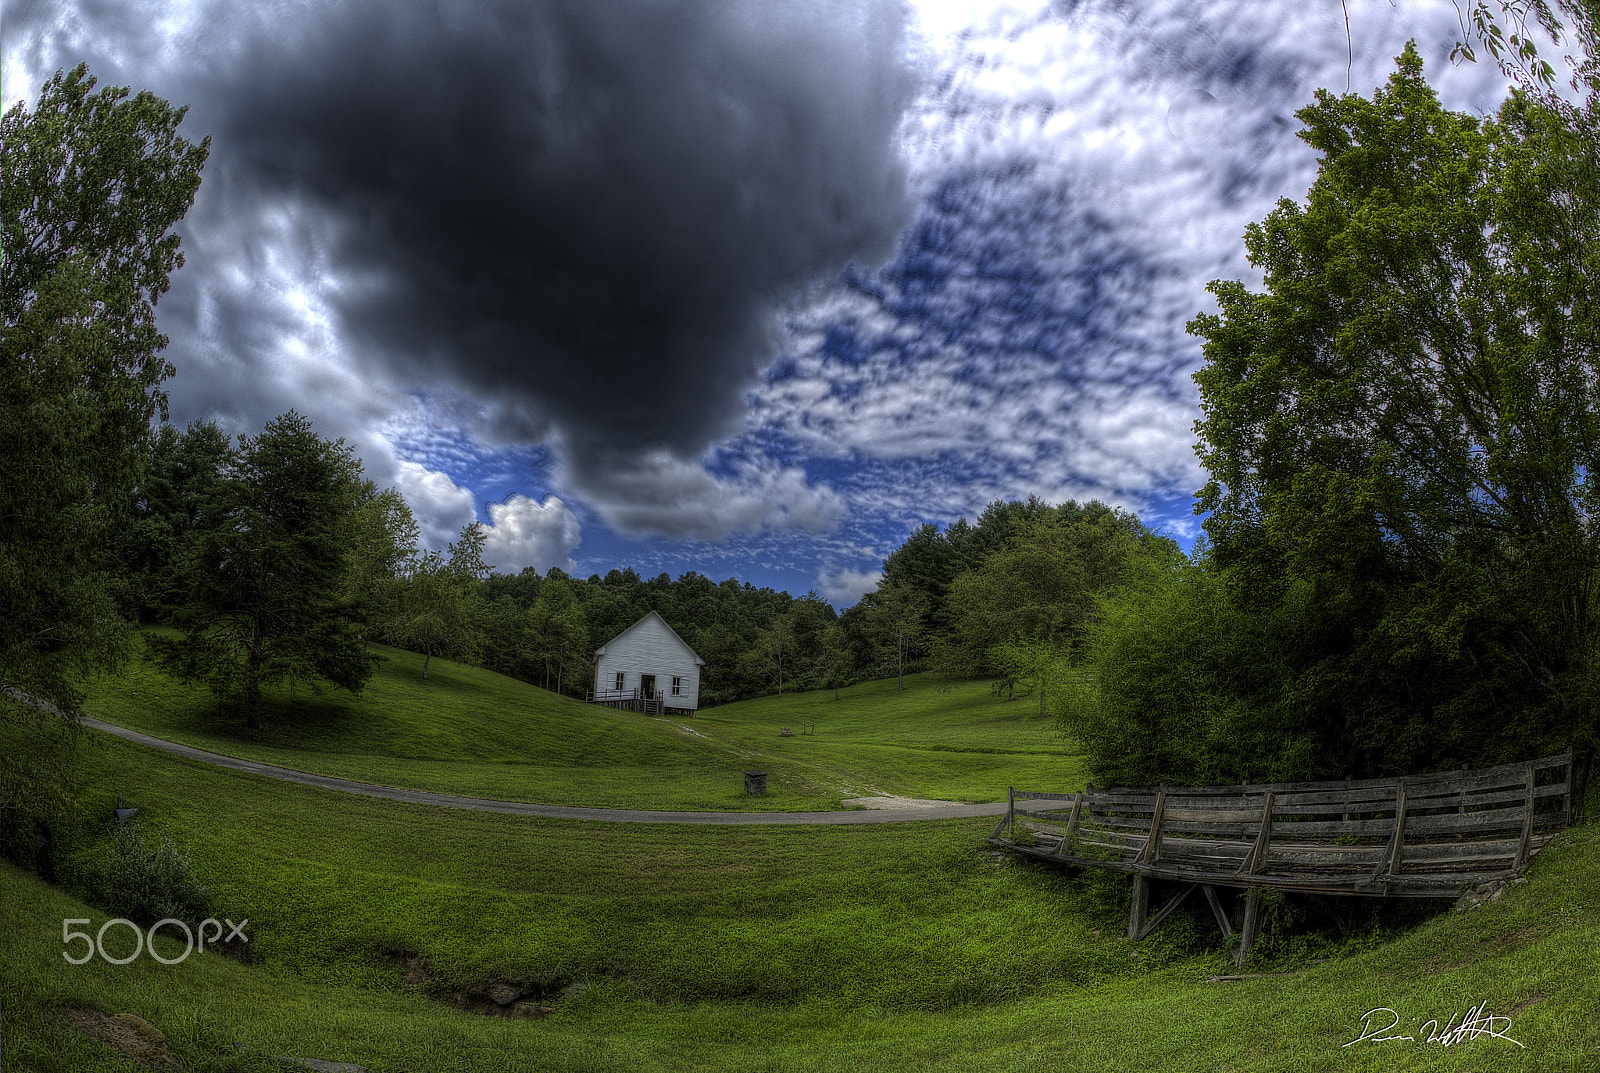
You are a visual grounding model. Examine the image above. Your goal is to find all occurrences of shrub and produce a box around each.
[1056,549,1316,788]
[86,819,208,927]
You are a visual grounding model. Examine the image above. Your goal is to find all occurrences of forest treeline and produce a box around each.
[121,383,1599,814]
[119,411,1168,713]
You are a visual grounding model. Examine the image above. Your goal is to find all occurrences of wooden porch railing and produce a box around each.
[586,687,665,715]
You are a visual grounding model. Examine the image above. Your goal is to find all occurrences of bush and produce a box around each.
[85,819,208,927]
[1056,549,1317,788]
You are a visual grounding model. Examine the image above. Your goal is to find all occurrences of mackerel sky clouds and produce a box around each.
[5,0,1524,604]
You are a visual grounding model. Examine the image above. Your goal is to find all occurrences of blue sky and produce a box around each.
[6,0,1533,605]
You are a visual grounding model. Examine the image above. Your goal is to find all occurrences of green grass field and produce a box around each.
[5,641,1596,1071]
[81,637,1085,810]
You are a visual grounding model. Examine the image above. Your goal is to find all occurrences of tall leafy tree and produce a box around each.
[859,583,930,691]
[1,65,207,863]
[151,412,376,727]
[1060,547,1311,788]
[1191,45,1600,787]
[341,482,419,637]
[763,617,797,697]
[385,523,489,681]
[387,554,472,681]
[942,506,1169,691]
[880,523,964,636]
[524,575,589,695]
[819,620,851,701]
[119,421,233,621]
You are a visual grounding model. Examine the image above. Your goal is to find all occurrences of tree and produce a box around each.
[819,620,851,700]
[784,591,837,692]
[385,523,492,682]
[764,617,796,697]
[524,575,589,695]
[151,412,377,727]
[1,65,207,864]
[941,506,1168,695]
[387,553,469,681]
[880,522,965,637]
[860,583,930,691]
[989,639,1071,723]
[340,482,419,637]
[1059,547,1313,788]
[1190,46,1600,788]
[446,520,490,584]
[1448,0,1599,104]
[119,421,233,621]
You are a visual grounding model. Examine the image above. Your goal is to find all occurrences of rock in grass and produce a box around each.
[63,1010,182,1071]
[485,981,524,1005]
[1454,876,1527,911]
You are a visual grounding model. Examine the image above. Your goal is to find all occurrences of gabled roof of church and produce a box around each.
[594,610,705,665]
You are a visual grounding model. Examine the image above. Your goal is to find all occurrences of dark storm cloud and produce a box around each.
[207,0,913,467]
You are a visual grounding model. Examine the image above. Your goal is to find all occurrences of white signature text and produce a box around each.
[1343,1002,1524,1049]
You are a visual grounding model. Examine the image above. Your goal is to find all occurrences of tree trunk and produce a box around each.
[244,674,261,730]
[245,635,263,729]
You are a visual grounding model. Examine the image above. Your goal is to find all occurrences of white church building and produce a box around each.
[590,610,704,715]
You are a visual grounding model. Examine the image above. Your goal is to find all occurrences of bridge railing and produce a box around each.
[992,753,1573,965]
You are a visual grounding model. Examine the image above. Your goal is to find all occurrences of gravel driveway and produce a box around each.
[83,717,1010,826]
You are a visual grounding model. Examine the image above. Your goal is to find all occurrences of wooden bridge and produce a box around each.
[586,687,665,715]
[989,753,1573,967]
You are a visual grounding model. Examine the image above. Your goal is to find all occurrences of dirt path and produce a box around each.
[81,717,1009,826]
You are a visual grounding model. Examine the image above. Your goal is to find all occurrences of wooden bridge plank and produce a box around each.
[1515,764,1537,869]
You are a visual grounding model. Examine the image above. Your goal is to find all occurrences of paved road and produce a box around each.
[82,717,1011,826]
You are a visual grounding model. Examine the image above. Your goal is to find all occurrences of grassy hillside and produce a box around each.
[4,720,1597,1071]
[697,677,1083,804]
[83,638,1083,809]
[46,733,1125,1005]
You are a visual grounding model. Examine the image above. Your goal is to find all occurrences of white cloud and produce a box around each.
[393,461,477,551]
[564,446,846,541]
[818,565,883,605]
[393,463,581,573]
[481,494,582,574]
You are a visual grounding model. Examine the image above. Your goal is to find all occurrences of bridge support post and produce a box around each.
[1128,874,1149,940]
[1201,884,1233,940]
[1235,887,1261,969]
